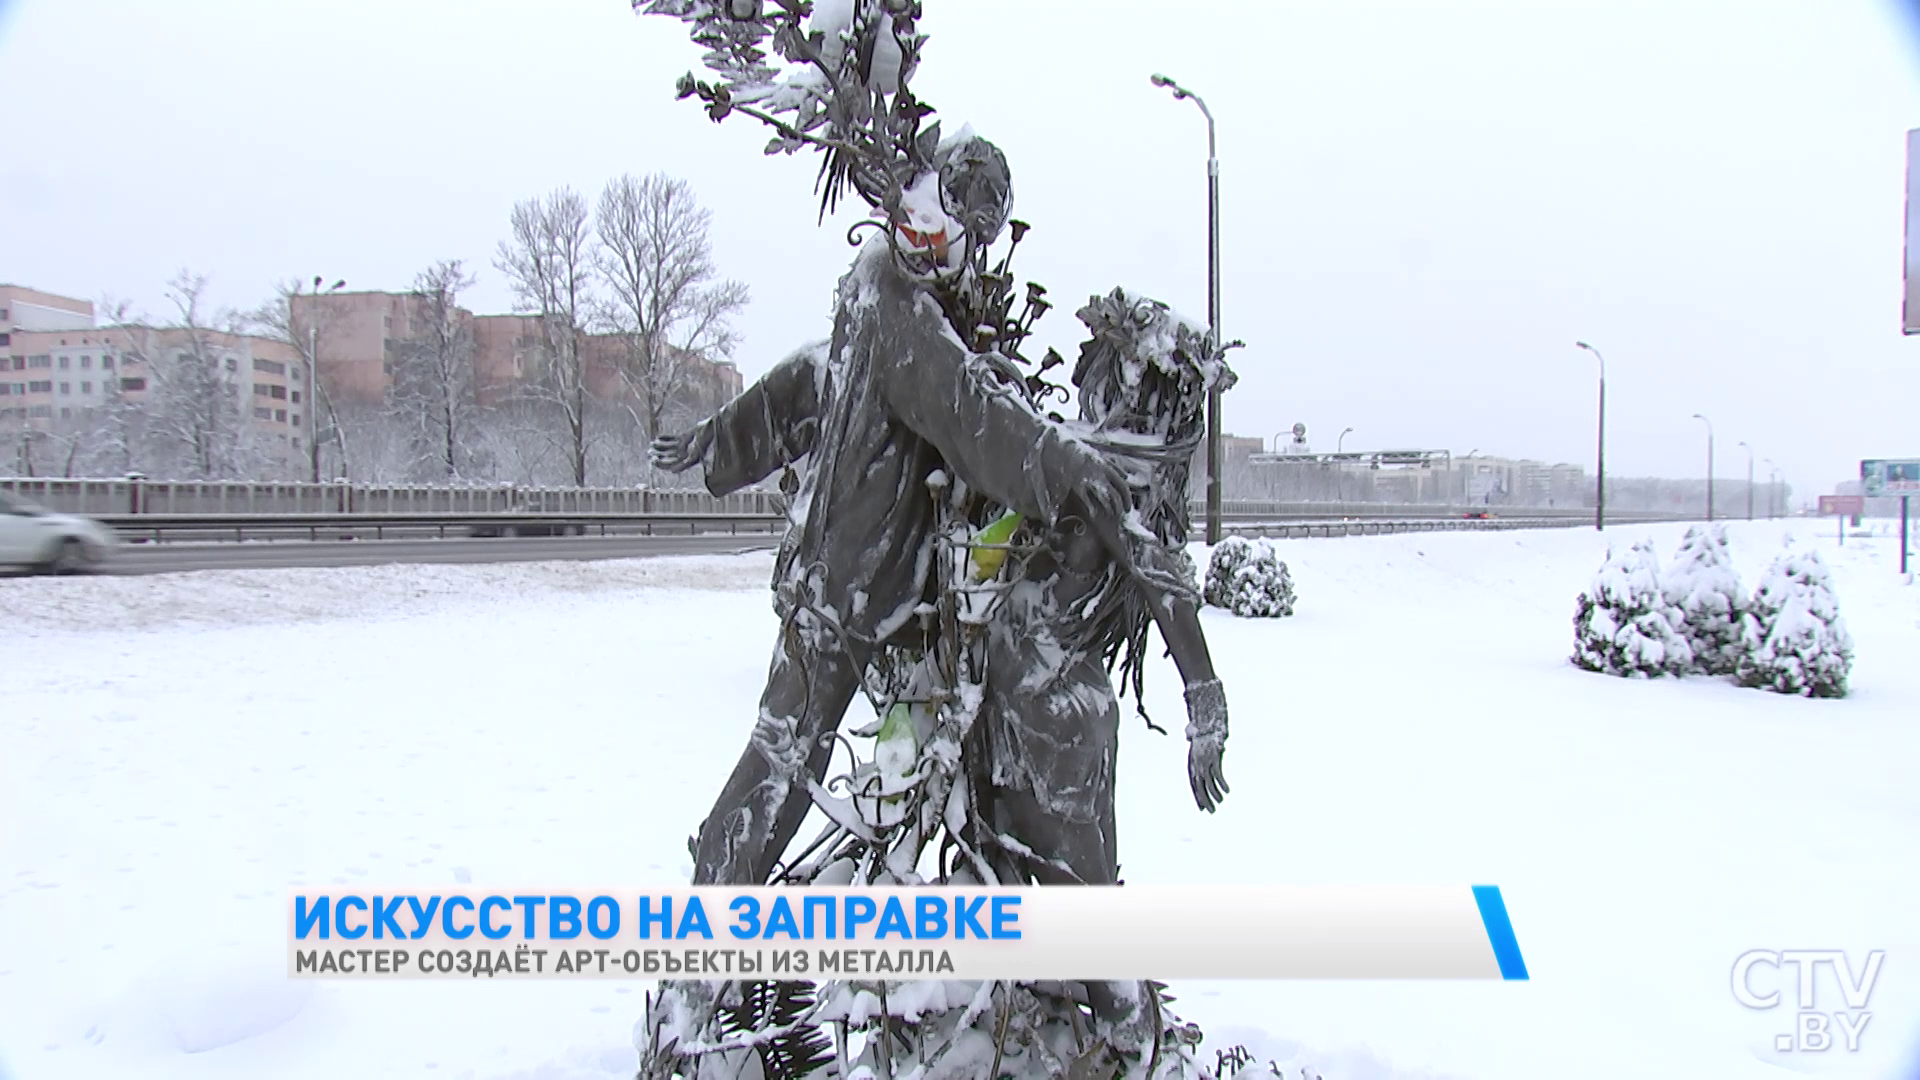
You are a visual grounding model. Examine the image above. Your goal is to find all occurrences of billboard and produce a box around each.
[1819,495,1865,516]
[1860,458,1920,496]
[1908,130,1920,334]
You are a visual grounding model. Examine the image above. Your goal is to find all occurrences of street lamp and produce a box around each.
[304,277,346,482]
[1337,427,1354,453]
[1575,342,1606,530]
[1764,458,1779,519]
[1151,72,1223,545]
[1737,440,1754,521]
[1691,413,1715,522]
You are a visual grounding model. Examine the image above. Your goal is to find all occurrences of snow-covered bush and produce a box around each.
[1571,538,1693,678]
[1737,546,1853,698]
[1663,524,1747,675]
[1204,536,1296,618]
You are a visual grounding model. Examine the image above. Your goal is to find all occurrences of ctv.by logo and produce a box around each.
[1733,949,1885,1052]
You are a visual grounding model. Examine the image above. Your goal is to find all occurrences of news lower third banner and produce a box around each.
[287,885,1530,982]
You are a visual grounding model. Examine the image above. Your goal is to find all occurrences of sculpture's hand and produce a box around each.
[1183,679,1230,812]
[650,421,714,473]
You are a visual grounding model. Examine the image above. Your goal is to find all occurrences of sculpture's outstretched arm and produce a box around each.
[650,340,829,496]
[1124,542,1230,813]
[879,291,1133,534]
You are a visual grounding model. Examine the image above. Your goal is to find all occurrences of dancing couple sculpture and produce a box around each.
[631,3,1238,1076]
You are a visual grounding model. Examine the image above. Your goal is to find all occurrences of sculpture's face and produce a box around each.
[890,135,1013,282]
[937,137,1011,248]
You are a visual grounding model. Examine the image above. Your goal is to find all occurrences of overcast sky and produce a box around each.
[3,0,1916,500]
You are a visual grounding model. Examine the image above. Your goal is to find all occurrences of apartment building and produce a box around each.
[1,284,304,453]
[0,284,93,334]
[292,290,745,418]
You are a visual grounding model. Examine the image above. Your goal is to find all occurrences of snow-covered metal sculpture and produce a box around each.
[631,2,1239,1076]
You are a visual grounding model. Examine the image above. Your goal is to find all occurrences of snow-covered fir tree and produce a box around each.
[1571,538,1693,678]
[1737,545,1853,698]
[1204,536,1296,618]
[1663,524,1747,675]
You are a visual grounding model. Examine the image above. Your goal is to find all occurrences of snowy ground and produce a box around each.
[2,521,1917,1080]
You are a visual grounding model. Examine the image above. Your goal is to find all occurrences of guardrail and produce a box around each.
[4,476,1693,524]
[96,512,785,544]
[0,477,783,517]
[90,510,1681,546]
[1223,516,1617,540]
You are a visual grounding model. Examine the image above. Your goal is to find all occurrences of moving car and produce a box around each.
[0,490,121,574]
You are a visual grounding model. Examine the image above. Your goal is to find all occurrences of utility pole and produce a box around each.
[1152,73,1224,544]
[303,277,346,482]
[1692,413,1715,522]
[1575,342,1606,530]
[1738,440,1754,521]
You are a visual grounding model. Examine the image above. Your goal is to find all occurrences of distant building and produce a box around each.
[2,285,301,459]
[292,290,744,420]
[0,284,93,333]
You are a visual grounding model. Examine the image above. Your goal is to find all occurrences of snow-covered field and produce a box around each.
[2,522,1917,1080]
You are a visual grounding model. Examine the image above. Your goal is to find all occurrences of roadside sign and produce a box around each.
[1860,459,1920,497]
[1819,495,1865,516]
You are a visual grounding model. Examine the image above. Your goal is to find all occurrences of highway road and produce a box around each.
[98,534,781,575]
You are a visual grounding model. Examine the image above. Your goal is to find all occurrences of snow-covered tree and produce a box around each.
[1571,538,1693,678]
[1204,536,1296,618]
[496,188,595,485]
[389,259,480,480]
[593,173,749,451]
[1663,524,1747,675]
[1737,546,1853,698]
[128,272,273,480]
[248,278,351,482]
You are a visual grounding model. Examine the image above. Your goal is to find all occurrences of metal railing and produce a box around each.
[0,477,782,518]
[1222,516,1625,540]
[3,477,1688,525]
[90,512,784,544]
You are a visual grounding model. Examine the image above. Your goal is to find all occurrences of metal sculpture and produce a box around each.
[630,3,1239,1075]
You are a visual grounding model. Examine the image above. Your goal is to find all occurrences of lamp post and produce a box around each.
[1337,427,1354,453]
[1575,342,1606,530]
[1763,459,1778,519]
[1151,72,1223,544]
[1691,413,1715,522]
[303,277,346,482]
[1737,441,1754,521]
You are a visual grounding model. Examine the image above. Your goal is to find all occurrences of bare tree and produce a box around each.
[390,259,479,479]
[88,294,152,477]
[594,173,749,446]
[496,188,594,485]
[39,390,140,479]
[248,278,351,481]
[126,273,266,480]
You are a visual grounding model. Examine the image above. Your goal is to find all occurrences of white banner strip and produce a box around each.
[286,886,1529,982]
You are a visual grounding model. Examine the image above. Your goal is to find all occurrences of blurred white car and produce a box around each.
[0,490,121,574]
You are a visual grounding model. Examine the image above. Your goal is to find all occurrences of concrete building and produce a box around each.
[0,285,93,333]
[293,290,745,419]
[2,285,304,464]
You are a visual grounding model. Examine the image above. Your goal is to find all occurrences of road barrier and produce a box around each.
[0,477,783,518]
[1221,516,1631,540]
[92,512,784,544]
[4,477,1689,528]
